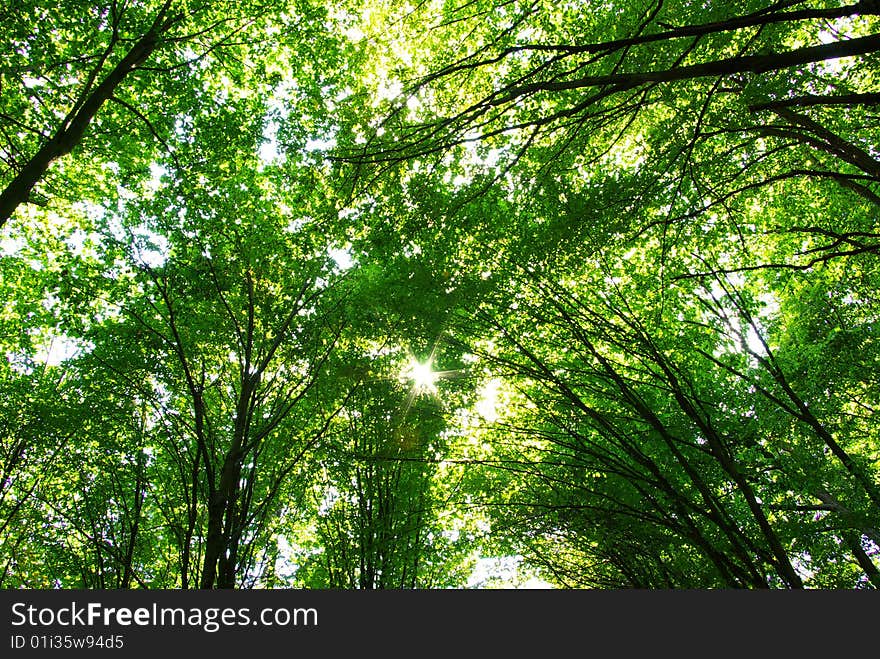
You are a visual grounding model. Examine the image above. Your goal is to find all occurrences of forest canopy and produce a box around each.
[1,0,879,589]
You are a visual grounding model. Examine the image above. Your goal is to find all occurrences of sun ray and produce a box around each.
[401,357,438,394]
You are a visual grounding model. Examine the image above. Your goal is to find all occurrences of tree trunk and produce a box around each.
[0,2,174,227]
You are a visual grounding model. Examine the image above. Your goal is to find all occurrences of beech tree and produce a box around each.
[0,0,328,227]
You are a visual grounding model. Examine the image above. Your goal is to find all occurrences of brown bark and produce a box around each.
[0,1,177,227]
[757,107,880,180]
[492,34,880,106]
[843,532,880,588]
[199,366,256,588]
[749,92,880,112]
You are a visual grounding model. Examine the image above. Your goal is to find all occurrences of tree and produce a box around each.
[0,0,331,228]
[2,0,878,589]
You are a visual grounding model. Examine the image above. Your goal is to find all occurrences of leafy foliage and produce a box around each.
[2,0,879,589]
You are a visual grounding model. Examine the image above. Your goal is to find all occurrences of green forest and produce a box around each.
[1,0,879,590]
